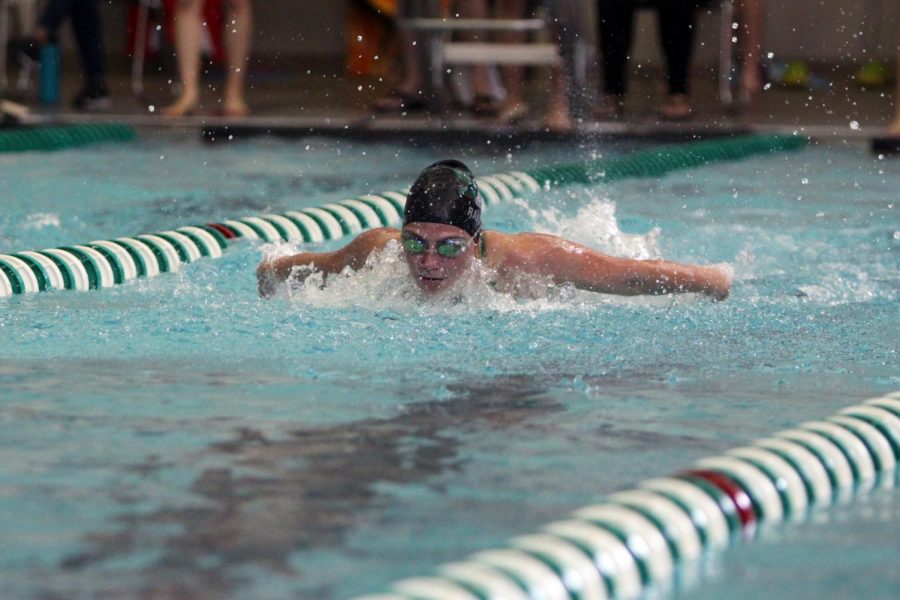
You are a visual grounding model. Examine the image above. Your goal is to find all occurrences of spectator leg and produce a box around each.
[69,0,105,90]
[596,0,635,97]
[223,0,252,116]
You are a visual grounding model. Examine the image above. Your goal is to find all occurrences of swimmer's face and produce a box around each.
[401,222,478,294]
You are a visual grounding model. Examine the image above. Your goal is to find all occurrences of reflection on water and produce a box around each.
[52,376,562,598]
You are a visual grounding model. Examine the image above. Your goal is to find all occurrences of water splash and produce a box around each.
[22,212,61,230]
[272,241,573,314]
[795,267,893,305]
[257,194,703,314]
[507,194,662,259]
[733,228,896,305]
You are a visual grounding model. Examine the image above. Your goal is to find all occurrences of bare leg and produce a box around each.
[374,0,425,110]
[397,29,424,95]
[542,0,576,130]
[162,0,203,117]
[889,40,900,135]
[495,0,528,121]
[656,0,696,120]
[737,0,765,98]
[543,66,572,131]
[222,0,252,116]
[456,0,499,111]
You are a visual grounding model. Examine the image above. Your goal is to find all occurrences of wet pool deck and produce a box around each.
[6,58,898,147]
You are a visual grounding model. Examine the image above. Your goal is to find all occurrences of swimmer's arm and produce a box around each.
[501,233,731,300]
[256,227,399,297]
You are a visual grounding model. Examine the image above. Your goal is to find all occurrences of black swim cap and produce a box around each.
[403,160,483,239]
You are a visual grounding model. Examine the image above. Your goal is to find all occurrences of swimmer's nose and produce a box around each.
[420,251,443,269]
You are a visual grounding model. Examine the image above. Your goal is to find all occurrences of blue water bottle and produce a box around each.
[39,44,60,105]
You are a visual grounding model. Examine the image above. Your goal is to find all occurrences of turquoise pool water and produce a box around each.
[1,133,898,599]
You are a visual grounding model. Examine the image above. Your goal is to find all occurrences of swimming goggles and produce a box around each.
[401,232,470,258]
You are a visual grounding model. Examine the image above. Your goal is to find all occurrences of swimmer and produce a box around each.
[257,160,731,300]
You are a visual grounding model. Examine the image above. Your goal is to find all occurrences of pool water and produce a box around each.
[1,134,898,599]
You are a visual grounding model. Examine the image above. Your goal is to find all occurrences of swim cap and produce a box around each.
[403,160,483,239]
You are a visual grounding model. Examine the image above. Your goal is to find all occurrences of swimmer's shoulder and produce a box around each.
[336,227,400,270]
[482,230,549,267]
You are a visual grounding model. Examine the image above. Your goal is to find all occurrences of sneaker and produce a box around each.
[72,86,111,111]
[7,36,42,64]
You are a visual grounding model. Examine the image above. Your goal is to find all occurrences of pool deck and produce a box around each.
[4,58,897,146]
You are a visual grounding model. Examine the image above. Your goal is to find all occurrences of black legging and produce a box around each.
[39,0,105,88]
[597,0,698,96]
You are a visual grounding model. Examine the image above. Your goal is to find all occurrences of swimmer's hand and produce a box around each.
[256,228,400,298]
[256,257,280,298]
[626,261,730,300]
[702,264,731,301]
[257,256,319,297]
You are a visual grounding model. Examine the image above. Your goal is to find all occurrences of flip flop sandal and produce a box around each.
[374,90,428,112]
